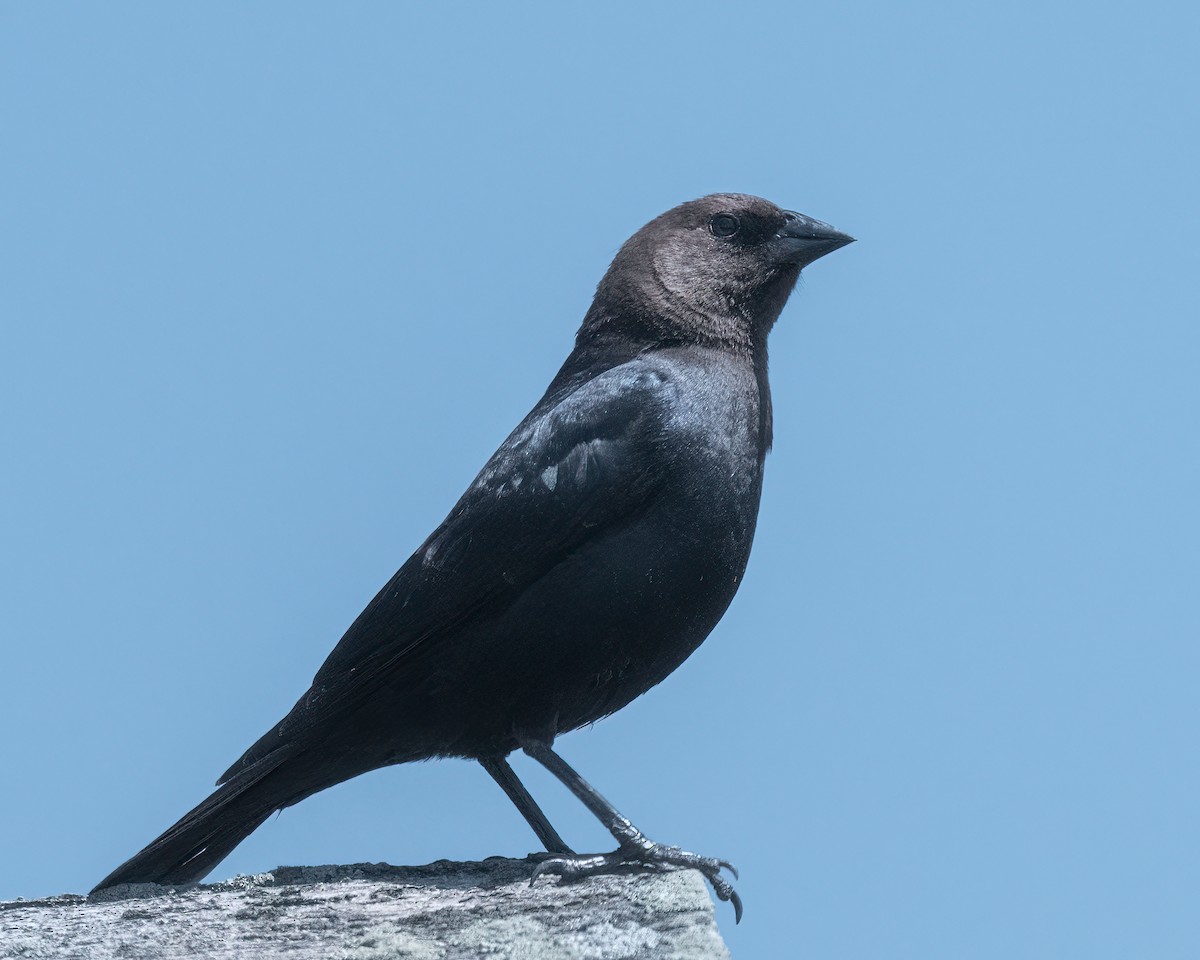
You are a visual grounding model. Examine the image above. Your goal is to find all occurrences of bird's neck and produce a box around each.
[577,255,799,356]
[556,305,775,458]
[577,285,761,358]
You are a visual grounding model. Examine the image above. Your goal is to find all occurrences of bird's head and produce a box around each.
[583,193,853,350]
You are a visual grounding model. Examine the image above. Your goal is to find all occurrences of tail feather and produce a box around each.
[92,746,304,893]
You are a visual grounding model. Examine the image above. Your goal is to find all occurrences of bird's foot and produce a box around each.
[530,839,743,922]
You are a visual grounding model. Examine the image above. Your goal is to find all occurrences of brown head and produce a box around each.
[580,193,853,351]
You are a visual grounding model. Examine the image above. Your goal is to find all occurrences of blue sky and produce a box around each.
[2,3,1197,956]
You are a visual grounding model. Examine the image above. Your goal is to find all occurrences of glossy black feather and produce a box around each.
[222,361,678,777]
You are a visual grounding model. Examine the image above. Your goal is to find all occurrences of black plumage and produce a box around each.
[93,194,853,917]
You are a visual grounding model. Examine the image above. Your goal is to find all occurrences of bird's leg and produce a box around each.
[479,755,574,855]
[518,736,742,922]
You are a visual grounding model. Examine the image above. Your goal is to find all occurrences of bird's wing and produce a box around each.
[221,359,677,778]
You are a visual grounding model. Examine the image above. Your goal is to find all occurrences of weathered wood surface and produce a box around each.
[1,858,730,959]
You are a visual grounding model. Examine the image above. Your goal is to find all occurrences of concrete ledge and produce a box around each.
[1,857,730,959]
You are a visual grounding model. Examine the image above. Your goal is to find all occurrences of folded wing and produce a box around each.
[219,359,677,782]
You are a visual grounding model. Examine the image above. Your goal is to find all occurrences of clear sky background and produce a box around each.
[2,3,1196,956]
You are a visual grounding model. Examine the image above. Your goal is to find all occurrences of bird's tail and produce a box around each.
[91,745,316,893]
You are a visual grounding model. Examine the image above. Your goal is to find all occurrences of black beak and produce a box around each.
[774,210,855,267]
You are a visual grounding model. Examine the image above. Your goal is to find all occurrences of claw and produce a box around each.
[730,889,744,924]
[523,843,742,920]
[529,858,561,886]
[704,871,744,922]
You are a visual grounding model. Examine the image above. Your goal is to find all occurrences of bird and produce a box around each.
[92,193,853,920]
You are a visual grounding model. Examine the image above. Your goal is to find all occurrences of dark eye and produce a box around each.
[708,214,740,239]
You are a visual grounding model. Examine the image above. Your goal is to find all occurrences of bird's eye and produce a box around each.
[708,214,740,239]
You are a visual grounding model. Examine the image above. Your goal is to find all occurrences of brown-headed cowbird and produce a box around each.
[93,194,853,919]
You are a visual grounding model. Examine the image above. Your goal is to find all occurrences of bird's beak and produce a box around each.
[774,211,855,267]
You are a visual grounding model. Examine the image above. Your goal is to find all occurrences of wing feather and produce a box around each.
[220,360,676,778]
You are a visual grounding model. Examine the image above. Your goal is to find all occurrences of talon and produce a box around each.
[523,843,742,921]
[528,850,572,862]
[530,858,562,886]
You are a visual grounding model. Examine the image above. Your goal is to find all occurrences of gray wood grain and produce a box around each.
[1,858,730,959]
